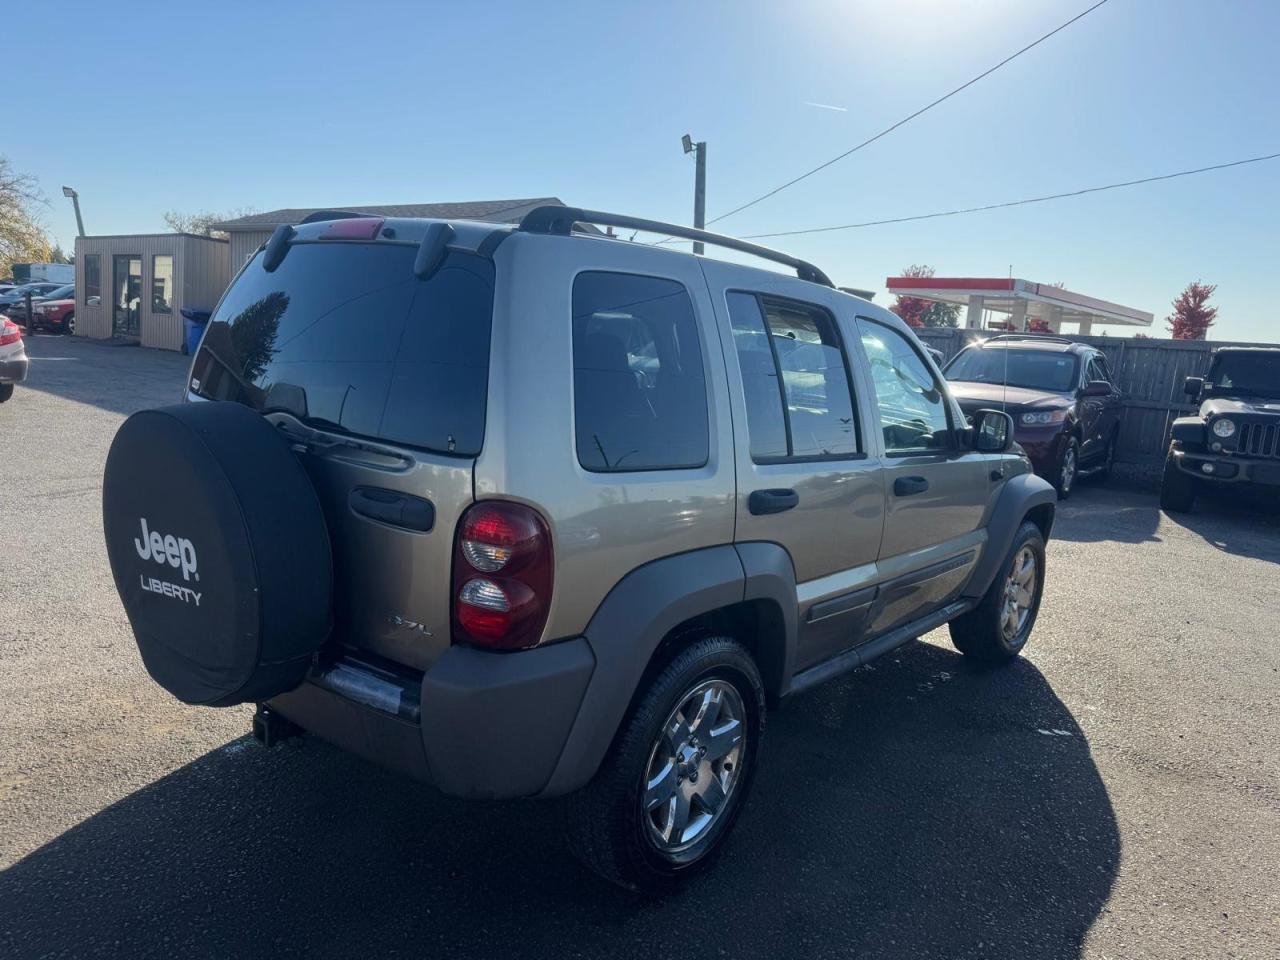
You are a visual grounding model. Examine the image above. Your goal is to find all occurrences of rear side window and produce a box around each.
[572,271,709,472]
[190,242,494,457]
[726,291,859,461]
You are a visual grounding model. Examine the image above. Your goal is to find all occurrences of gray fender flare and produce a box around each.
[964,471,1057,599]
[540,543,798,797]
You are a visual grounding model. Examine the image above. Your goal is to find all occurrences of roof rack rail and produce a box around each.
[299,210,377,224]
[517,206,834,287]
[985,333,1075,345]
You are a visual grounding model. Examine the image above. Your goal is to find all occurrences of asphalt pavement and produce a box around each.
[1,335,1277,959]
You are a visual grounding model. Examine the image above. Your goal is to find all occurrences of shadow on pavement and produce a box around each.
[1164,491,1280,562]
[14,334,188,417]
[1050,484,1162,545]
[1,642,1118,960]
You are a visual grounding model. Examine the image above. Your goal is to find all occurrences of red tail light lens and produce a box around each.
[319,217,386,240]
[452,501,552,650]
[0,320,21,346]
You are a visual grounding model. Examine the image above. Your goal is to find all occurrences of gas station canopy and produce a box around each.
[884,276,1153,334]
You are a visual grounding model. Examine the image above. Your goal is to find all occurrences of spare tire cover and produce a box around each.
[103,401,333,707]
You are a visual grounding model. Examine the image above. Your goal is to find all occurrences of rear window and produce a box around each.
[572,271,709,472]
[190,242,495,457]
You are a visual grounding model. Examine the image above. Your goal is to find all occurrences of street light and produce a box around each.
[680,134,706,253]
[62,185,85,238]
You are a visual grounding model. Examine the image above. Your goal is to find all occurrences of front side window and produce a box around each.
[858,319,952,455]
[84,255,101,304]
[572,271,708,472]
[152,255,173,313]
[726,292,858,460]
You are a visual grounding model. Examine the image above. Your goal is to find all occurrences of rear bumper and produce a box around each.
[268,638,595,799]
[1172,448,1280,486]
[0,356,28,384]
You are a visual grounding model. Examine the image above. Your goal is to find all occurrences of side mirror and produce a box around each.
[1079,380,1111,397]
[971,408,1015,453]
[1183,376,1204,398]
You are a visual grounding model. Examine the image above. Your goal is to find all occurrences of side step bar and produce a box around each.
[788,599,976,697]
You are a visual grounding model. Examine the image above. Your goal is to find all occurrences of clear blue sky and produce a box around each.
[19,0,1280,341]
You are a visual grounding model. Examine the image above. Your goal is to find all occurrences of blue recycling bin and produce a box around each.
[181,309,212,356]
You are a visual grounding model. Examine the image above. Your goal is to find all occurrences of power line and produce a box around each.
[737,152,1280,239]
[703,0,1111,228]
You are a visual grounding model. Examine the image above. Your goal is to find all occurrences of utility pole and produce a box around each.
[682,135,706,254]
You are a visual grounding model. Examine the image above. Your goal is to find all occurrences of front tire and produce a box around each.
[1054,436,1080,499]
[950,520,1046,664]
[563,635,765,891]
[1159,448,1196,513]
[0,383,12,403]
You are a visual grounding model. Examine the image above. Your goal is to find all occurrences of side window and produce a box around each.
[857,319,952,456]
[726,291,859,461]
[572,271,709,472]
[1087,355,1110,385]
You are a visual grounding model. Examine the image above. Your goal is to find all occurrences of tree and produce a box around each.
[0,156,53,279]
[1166,281,1217,340]
[890,264,959,328]
[48,242,73,264]
[163,207,257,240]
[229,291,288,382]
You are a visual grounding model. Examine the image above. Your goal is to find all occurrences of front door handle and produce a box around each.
[894,476,930,497]
[349,487,435,532]
[748,488,799,516]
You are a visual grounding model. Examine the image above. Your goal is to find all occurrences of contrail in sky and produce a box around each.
[802,101,848,112]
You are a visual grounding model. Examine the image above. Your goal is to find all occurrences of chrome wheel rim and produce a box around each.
[1001,546,1037,642]
[66,314,74,335]
[1061,447,1077,493]
[643,678,746,855]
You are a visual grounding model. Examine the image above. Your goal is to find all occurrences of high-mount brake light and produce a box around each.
[0,319,21,346]
[319,217,386,240]
[452,501,553,650]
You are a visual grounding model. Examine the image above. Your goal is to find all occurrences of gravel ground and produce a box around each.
[2,335,1277,960]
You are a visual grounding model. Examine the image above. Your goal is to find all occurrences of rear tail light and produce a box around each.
[0,319,21,346]
[452,501,553,650]
[319,217,386,240]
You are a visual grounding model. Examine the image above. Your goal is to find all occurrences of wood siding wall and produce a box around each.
[73,234,230,350]
[915,328,1275,466]
[229,230,271,274]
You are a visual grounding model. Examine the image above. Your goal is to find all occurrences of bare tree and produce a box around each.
[163,207,257,240]
[0,156,52,278]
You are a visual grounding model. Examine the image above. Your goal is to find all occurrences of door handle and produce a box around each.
[748,488,799,516]
[893,476,930,497]
[349,487,435,532]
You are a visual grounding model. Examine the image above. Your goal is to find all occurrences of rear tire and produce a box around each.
[1159,448,1196,513]
[0,383,12,403]
[950,520,1046,664]
[563,635,765,892]
[64,313,75,336]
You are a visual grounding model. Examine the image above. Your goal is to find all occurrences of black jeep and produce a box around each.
[1161,347,1280,512]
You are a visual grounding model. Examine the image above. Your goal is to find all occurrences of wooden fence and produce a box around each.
[915,329,1275,469]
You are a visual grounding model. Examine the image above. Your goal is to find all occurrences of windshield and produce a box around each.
[189,241,495,457]
[945,347,1079,393]
[44,284,73,299]
[1208,352,1280,399]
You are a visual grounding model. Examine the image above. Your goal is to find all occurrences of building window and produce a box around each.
[572,271,709,472]
[151,255,174,314]
[84,254,102,306]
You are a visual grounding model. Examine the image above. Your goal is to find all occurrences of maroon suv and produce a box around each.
[944,335,1122,497]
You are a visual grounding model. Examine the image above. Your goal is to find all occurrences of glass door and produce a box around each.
[112,255,142,337]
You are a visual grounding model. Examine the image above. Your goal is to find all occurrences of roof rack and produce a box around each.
[984,334,1075,345]
[517,206,834,287]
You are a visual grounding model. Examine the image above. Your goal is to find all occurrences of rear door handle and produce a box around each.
[748,488,799,516]
[349,487,435,532]
[893,476,930,497]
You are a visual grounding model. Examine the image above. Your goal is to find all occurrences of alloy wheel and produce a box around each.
[642,678,746,855]
[1060,446,1077,494]
[1001,546,1037,642]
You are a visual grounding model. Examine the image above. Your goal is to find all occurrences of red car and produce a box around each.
[29,290,75,334]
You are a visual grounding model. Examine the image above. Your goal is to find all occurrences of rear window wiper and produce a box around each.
[266,412,412,468]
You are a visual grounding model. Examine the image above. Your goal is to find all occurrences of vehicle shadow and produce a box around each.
[0,642,1118,960]
[1050,483,1162,545]
[1164,489,1280,562]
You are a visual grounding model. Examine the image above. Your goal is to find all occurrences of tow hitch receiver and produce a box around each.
[252,703,302,748]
